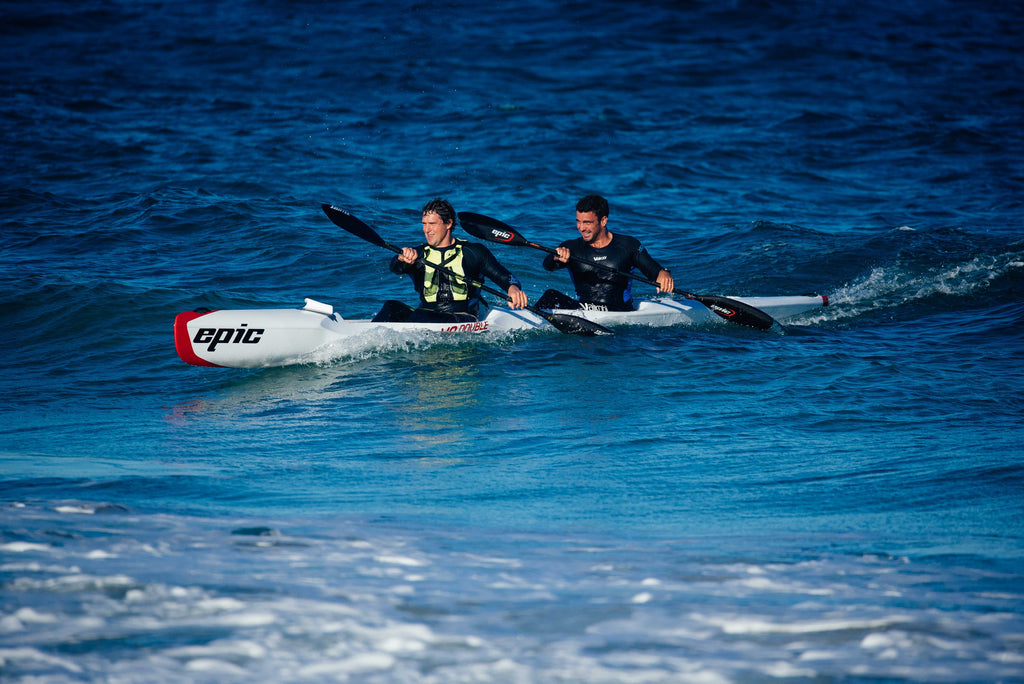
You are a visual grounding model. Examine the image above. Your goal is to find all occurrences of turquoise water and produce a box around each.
[2,1,1023,681]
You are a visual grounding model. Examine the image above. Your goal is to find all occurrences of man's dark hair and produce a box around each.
[576,194,609,219]
[422,198,456,227]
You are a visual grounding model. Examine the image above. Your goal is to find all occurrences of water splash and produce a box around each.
[819,249,1023,322]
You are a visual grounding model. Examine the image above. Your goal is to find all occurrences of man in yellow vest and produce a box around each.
[373,198,529,323]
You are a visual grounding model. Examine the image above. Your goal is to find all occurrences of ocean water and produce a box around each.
[2,0,1023,681]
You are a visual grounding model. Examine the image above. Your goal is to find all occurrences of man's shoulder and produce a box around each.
[460,240,507,271]
[459,239,493,256]
[610,233,641,249]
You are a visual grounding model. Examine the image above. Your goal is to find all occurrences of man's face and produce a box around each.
[576,211,607,243]
[422,211,453,248]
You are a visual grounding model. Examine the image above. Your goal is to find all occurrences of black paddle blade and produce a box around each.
[458,212,530,247]
[322,204,390,250]
[689,294,775,331]
[540,311,614,336]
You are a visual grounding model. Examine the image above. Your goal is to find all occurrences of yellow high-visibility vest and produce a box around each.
[422,242,468,302]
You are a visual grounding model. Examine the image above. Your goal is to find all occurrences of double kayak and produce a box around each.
[174,294,828,368]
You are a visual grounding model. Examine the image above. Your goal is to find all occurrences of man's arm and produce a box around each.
[467,243,528,309]
[634,245,674,294]
[542,241,573,271]
[388,246,420,274]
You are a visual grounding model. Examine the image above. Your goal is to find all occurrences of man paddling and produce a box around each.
[537,194,674,311]
[373,198,529,323]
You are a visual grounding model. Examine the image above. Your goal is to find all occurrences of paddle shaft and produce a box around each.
[530,240,673,291]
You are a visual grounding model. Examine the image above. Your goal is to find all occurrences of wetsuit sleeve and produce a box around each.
[633,243,667,281]
[388,246,423,275]
[389,255,411,274]
[464,242,521,290]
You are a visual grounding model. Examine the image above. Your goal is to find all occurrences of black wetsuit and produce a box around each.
[542,234,666,312]
[375,239,521,323]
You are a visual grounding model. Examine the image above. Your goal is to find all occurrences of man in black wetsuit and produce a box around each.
[538,194,674,311]
[373,198,529,323]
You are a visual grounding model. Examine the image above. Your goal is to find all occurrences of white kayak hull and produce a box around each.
[175,295,828,368]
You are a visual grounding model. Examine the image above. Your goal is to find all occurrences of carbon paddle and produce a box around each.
[457,211,777,331]
[321,204,613,337]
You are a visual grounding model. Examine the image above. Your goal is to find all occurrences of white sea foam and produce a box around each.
[0,562,81,573]
[165,640,267,660]
[54,504,95,514]
[822,250,1024,322]
[705,614,915,635]
[196,596,246,612]
[990,651,1024,664]
[308,325,515,367]
[1,542,52,553]
[0,608,59,633]
[204,610,277,628]
[0,647,83,673]
[12,607,58,624]
[759,660,818,677]
[184,657,248,674]
[0,507,1020,683]
[298,652,397,677]
[374,554,428,567]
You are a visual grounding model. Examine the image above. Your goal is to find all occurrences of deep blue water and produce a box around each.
[2,0,1023,681]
